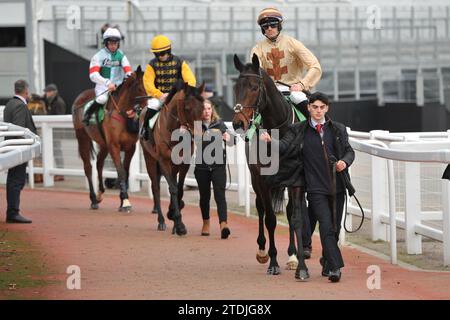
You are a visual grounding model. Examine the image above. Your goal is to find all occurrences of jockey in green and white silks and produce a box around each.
[83,27,132,125]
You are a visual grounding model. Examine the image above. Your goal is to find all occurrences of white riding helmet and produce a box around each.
[103,28,122,42]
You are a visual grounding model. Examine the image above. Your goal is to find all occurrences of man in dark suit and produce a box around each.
[261,92,355,282]
[3,80,37,223]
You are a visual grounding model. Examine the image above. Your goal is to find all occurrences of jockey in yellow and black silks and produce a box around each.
[141,35,196,140]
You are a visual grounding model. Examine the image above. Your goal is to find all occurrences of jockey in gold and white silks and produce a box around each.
[251,7,322,106]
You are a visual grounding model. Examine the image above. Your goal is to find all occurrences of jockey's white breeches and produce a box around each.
[147,98,162,111]
[276,85,308,105]
[95,84,109,104]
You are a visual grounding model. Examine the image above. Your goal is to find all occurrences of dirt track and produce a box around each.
[1,188,450,300]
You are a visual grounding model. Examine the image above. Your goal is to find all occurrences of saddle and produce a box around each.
[83,99,107,124]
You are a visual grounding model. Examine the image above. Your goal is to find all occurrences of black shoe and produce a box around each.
[328,269,341,283]
[320,256,330,277]
[6,214,32,224]
[221,227,230,239]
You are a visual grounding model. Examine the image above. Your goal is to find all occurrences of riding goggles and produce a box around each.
[261,21,279,30]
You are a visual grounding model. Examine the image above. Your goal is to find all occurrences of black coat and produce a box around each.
[3,96,37,138]
[266,118,355,194]
[44,94,67,115]
[195,118,235,170]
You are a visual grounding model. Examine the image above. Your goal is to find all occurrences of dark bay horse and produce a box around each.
[232,54,309,280]
[72,66,147,211]
[140,81,205,235]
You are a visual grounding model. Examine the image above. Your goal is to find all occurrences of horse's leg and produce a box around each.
[75,128,98,209]
[159,161,186,236]
[291,187,309,281]
[142,147,165,231]
[264,189,280,275]
[177,164,189,211]
[95,146,108,204]
[286,190,299,270]
[109,144,132,212]
[255,193,269,264]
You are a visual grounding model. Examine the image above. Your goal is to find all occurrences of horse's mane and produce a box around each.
[165,79,204,105]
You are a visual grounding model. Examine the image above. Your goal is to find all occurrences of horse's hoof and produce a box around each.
[295,269,310,281]
[266,266,281,275]
[96,192,104,203]
[119,206,132,213]
[175,223,187,236]
[157,223,166,231]
[256,251,269,264]
[286,254,299,270]
[152,208,158,214]
[91,203,99,210]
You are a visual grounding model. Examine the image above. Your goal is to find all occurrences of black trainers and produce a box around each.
[320,256,330,277]
[328,269,341,283]
[6,214,32,224]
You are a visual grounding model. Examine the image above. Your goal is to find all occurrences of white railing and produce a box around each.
[1,114,449,266]
[0,122,42,180]
[346,128,450,266]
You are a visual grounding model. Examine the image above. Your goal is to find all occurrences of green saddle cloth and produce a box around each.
[284,96,307,122]
[83,100,106,124]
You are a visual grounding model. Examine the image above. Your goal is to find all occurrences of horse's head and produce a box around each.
[116,65,147,113]
[177,81,205,132]
[165,81,205,133]
[232,54,265,132]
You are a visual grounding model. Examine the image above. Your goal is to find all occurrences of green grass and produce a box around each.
[0,228,60,299]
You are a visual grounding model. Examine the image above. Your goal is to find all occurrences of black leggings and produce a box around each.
[194,165,227,223]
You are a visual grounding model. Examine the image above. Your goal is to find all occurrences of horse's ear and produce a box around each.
[234,54,244,73]
[136,65,142,73]
[198,81,205,94]
[252,53,260,71]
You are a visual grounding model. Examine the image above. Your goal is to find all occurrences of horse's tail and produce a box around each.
[271,186,286,214]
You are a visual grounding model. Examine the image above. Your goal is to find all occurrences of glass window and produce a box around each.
[0,27,25,47]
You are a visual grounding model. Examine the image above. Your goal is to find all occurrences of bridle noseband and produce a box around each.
[233,72,265,127]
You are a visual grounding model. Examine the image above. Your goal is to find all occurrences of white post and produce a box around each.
[371,155,388,241]
[236,137,246,206]
[245,164,251,217]
[41,122,54,187]
[128,143,140,192]
[404,162,422,254]
[442,179,450,266]
[28,159,34,189]
[387,159,397,265]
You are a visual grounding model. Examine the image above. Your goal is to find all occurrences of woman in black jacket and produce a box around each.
[194,100,234,239]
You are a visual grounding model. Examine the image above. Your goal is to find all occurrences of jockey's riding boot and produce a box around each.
[140,108,158,141]
[83,101,102,126]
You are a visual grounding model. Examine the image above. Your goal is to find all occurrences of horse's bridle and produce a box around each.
[233,72,266,128]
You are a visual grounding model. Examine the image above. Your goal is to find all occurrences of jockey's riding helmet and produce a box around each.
[103,28,122,46]
[151,35,172,56]
[257,8,283,34]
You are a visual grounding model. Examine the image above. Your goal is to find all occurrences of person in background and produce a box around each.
[3,80,37,223]
[194,99,235,239]
[43,83,67,181]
